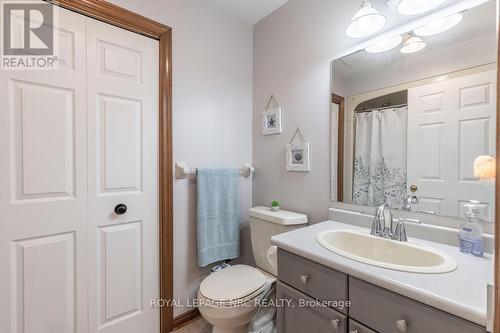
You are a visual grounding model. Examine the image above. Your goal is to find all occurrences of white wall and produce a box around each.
[109,0,253,317]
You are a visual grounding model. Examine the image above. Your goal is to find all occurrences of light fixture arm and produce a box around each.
[387,0,401,9]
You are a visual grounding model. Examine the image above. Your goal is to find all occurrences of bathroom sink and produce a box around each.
[316,230,457,274]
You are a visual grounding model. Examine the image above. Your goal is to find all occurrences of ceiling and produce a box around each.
[206,0,288,25]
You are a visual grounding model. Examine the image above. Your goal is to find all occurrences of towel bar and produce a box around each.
[175,162,254,179]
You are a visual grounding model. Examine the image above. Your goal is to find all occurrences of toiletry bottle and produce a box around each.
[458,203,484,257]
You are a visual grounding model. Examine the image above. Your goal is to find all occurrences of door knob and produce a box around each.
[114,203,127,215]
[300,274,309,284]
[331,318,340,328]
[410,185,418,192]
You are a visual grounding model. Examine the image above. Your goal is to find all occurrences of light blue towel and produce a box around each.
[196,168,240,267]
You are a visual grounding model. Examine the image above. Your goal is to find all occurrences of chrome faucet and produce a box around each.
[371,203,407,242]
[403,195,419,212]
[402,195,435,215]
[393,218,407,242]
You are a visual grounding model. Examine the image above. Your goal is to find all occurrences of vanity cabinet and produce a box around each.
[277,247,348,314]
[277,281,347,333]
[348,319,377,333]
[349,277,484,333]
[276,249,486,333]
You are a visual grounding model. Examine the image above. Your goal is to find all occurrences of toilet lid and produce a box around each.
[200,265,268,302]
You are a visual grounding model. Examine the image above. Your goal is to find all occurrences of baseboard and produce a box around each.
[173,308,201,330]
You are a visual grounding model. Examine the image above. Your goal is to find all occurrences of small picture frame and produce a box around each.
[262,107,282,135]
[286,143,310,172]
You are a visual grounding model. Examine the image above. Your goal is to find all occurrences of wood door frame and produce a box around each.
[332,94,345,201]
[44,1,174,332]
[495,3,500,330]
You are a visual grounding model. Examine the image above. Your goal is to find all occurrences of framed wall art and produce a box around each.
[286,127,311,172]
[262,94,282,135]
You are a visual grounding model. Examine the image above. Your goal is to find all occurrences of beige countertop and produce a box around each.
[271,220,493,327]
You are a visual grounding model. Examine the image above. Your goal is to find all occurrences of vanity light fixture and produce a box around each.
[400,34,426,53]
[365,35,403,53]
[414,12,463,36]
[346,0,386,38]
[474,155,496,181]
[396,0,447,15]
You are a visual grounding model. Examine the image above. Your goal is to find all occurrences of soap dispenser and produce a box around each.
[458,202,484,257]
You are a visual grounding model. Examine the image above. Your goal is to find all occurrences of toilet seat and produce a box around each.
[200,265,270,307]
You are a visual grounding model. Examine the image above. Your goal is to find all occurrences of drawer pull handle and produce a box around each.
[300,274,309,284]
[396,319,408,332]
[330,318,340,328]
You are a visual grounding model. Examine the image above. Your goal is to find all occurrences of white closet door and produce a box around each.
[86,18,159,333]
[407,70,496,220]
[0,7,88,333]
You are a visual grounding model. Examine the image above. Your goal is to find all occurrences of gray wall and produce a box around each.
[252,0,494,224]
[253,0,360,223]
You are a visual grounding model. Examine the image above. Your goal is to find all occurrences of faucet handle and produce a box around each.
[393,218,407,242]
[371,206,384,236]
[403,195,420,211]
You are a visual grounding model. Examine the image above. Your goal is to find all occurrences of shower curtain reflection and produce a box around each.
[353,106,408,209]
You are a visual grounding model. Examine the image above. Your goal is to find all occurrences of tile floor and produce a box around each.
[172,318,212,333]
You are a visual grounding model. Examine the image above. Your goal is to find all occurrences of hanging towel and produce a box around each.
[196,168,240,267]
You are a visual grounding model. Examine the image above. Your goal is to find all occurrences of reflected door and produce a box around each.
[407,70,496,220]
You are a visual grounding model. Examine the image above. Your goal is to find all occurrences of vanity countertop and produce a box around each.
[271,220,493,326]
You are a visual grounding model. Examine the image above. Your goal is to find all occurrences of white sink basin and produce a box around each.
[316,230,457,274]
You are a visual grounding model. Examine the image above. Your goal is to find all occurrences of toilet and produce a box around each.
[198,206,308,333]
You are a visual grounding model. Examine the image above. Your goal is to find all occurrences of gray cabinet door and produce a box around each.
[348,319,378,333]
[277,281,347,333]
[349,277,486,333]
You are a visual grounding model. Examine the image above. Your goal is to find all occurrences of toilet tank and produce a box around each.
[249,206,308,276]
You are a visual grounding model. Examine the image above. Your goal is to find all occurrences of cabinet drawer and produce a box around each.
[348,319,378,333]
[278,249,348,314]
[349,277,485,333]
[277,281,347,333]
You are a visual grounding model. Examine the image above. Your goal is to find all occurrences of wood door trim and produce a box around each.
[495,4,500,330]
[172,309,201,330]
[332,94,345,202]
[45,0,169,39]
[44,1,174,332]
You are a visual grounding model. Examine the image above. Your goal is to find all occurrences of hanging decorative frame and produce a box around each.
[262,94,282,135]
[286,127,311,172]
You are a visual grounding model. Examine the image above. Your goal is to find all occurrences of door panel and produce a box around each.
[99,222,143,326]
[98,94,143,193]
[13,233,76,333]
[11,80,75,200]
[0,7,88,333]
[407,70,496,220]
[86,17,159,333]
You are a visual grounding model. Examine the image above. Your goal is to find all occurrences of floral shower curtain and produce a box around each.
[352,106,407,209]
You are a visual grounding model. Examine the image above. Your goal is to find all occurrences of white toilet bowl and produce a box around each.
[198,265,275,333]
[198,207,308,333]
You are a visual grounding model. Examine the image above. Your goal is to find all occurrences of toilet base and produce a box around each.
[212,323,249,333]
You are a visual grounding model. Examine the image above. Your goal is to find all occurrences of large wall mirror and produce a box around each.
[331,0,497,222]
